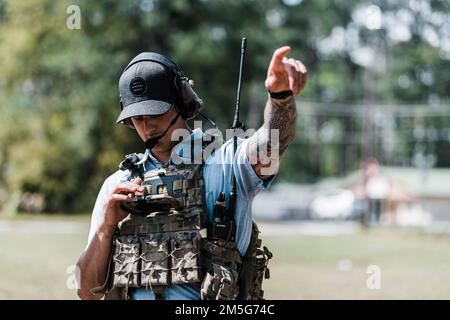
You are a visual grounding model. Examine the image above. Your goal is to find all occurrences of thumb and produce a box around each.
[265,76,276,89]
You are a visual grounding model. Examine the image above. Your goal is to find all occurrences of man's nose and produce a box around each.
[142,116,157,131]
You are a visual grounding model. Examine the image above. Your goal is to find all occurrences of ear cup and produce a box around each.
[118,52,204,124]
[177,78,204,119]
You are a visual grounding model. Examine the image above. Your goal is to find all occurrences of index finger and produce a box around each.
[114,181,143,194]
[269,46,291,71]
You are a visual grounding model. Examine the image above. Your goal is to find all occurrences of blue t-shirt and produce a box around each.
[86,128,276,300]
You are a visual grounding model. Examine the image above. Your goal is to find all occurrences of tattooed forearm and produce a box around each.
[247,95,297,179]
[263,95,297,155]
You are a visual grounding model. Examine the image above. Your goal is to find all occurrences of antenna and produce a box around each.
[228,37,247,219]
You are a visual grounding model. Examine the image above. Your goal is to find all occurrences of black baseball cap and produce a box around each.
[116,53,178,124]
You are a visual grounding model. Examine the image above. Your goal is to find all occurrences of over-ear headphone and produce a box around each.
[119,52,204,122]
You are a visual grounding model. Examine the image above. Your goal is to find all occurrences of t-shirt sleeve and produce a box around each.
[232,137,278,199]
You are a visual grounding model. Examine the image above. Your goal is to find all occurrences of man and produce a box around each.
[76,46,307,300]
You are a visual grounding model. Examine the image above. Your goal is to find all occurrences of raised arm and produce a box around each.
[247,46,308,180]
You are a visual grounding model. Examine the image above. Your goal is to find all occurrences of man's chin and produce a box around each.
[146,133,161,140]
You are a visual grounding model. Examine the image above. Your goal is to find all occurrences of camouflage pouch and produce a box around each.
[112,235,141,288]
[171,231,201,284]
[238,222,273,300]
[140,233,170,286]
[239,246,272,299]
[200,263,239,300]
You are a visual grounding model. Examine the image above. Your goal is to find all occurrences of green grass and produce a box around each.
[261,229,450,299]
[0,212,91,222]
[1,222,450,299]
[0,232,87,299]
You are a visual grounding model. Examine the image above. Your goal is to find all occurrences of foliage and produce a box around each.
[0,0,448,213]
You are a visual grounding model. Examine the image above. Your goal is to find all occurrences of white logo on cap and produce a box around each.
[130,77,147,96]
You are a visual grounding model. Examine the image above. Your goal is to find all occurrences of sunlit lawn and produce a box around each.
[0,232,85,299]
[263,229,450,299]
[1,217,449,299]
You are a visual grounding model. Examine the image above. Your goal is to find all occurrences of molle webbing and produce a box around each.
[111,164,206,292]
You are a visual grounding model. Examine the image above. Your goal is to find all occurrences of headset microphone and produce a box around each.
[144,113,181,150]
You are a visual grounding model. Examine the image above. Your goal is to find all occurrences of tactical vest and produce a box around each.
[91,152,272,300]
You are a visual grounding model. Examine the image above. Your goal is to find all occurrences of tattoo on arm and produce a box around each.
[247,95,297,179]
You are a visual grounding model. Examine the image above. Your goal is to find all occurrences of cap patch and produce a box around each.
[130,77,147,96]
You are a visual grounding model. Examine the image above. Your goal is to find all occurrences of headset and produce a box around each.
[119,52,204,128]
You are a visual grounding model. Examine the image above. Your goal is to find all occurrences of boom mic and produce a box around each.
[144,113,180,150]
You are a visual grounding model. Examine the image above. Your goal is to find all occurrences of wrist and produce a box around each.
[97,222,116,240]
[268,91,294,104]
[268,89,293,100]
